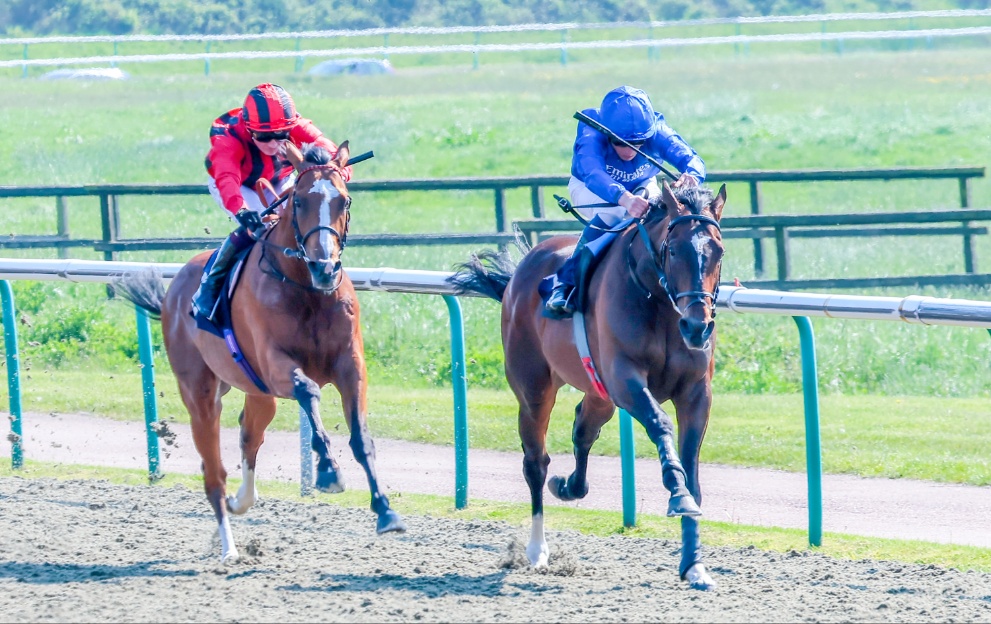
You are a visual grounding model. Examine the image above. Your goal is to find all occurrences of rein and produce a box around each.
[635,213,722,318]
[255,163,351,293]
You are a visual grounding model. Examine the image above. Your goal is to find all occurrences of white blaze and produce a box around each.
[309,179,341,253]
[691,232,711,273]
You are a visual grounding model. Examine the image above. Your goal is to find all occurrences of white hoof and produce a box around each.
[226,490,257,516]
[221,548,240,565]
[685,563,717,590]
[526,542,549,568]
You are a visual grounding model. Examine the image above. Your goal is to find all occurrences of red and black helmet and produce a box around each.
[241,83,300,132]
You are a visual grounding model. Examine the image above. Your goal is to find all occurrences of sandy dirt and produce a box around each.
[2,476,991,623]
[5,410,991,549]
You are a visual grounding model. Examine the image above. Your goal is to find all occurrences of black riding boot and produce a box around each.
[544,233,591,316]
[191,228,250,321]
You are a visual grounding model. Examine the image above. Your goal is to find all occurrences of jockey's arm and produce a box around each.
[207,135,250,216]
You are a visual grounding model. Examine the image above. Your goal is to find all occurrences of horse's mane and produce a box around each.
[646,185,716,223]
[301,144,333,165]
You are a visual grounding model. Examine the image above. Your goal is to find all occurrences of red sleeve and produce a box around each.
[290,118,353,182]
[207,132,249,215]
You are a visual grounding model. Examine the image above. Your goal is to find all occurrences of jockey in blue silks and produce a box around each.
[544,85,707,316]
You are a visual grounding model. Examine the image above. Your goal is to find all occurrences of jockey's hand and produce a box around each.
[235,208,265,238]
[673,173,700,189]
[618,191,650,219]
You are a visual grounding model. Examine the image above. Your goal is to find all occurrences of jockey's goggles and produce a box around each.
[610,137,646,147]
[251,130,291,142]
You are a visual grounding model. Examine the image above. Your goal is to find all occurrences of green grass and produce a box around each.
[4,458,990,573]
[2,49,991,425]
[7,368,991,485]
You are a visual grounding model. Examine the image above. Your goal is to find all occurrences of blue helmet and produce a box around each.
[599,86,657,143]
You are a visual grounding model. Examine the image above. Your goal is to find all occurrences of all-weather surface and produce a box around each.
[3,411,991,622]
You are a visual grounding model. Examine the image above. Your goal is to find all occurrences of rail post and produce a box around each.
[444,295,470,509]
[299,406,313,496]
[619,409,637,527]
[135,307,162,482]
[793,316,823,547]
[56,196,70,259]
[1,280,22,469]
[749,181,765,276]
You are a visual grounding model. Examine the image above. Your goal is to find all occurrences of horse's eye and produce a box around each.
[293,197,302,209]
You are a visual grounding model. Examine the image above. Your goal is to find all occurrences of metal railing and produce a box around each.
[4,258,991,545]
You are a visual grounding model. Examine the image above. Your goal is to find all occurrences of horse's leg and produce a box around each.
[506,350,557,568]
[226,394,278,515]
[290,368,346,493]
[614,370,700,518]
[178,367,237,563]
[672,383,717,590]
[332,352,406,535]
[548,394,615,502]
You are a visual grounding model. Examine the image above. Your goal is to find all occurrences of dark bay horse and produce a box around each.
[116,142,405,563]
[450,180,726,590]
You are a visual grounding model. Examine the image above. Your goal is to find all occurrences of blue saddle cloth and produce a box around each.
[191,246,271,394]
[538,214,634,316]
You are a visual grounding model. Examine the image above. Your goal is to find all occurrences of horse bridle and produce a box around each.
[636,213,722,318]
[257,163,351,292]
[288,163,351,264]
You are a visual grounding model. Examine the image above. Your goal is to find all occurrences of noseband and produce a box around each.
[288,163,351,264]
[636,213,722,318]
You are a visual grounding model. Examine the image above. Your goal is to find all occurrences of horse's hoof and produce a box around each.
[221,549,240,565]
[225,493,255,516]
[526,542,549,568]
[547,476,570,501]
[667,494,702,517]
[376,509,407,534]
[315,469,345,493]
[685,563,717,591]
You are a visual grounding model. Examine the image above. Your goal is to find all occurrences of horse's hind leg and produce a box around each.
[226,394,278,515]
[177,366,237,563]
[548,394,615,502]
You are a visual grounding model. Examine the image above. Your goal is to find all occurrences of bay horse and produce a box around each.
[115,142,406,563]
[450,180,726,590]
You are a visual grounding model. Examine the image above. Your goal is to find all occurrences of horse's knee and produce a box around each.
[292,369,321,405]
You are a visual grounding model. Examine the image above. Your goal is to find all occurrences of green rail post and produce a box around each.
[1,281,22,469]
[560,30,568,66]
[473,32,480,69]
[21,45,28,79]
[204,42,211,76]
[294,37,304,73]
[135,307,162,482]
[112,40,118,68]
[793,316,823,547]
[619,409,637,527]
[443,295,469,509]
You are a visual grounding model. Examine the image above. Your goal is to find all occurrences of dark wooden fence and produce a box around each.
[1,166,986,289]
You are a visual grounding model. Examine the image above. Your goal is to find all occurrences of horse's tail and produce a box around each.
[448,249,516,302]
[112,268,166,320]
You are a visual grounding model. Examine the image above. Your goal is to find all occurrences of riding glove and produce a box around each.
[235,208,265,238]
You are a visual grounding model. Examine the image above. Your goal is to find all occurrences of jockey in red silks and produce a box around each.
[192,82,352,322]
[543,85,706,317]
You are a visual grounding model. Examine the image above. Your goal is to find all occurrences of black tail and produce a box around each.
[447,249,516,302]
[112,268,166,320]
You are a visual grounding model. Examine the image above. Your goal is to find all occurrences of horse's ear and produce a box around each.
[710,184,727,221]
[661,179,685,215]
[284,142,304,170]
[334,140,350,168]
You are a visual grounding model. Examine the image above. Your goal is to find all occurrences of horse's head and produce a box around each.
[283,141,352,292]
[653,180,726,350]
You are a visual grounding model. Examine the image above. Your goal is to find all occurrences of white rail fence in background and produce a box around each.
[3,9,991,72]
